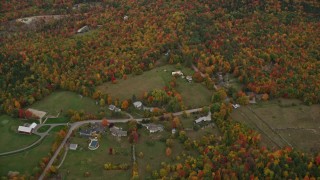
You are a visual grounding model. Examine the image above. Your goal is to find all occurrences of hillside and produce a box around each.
[0,0,320,179]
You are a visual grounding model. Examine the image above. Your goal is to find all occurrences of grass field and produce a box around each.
[0,115,40,153]
[59,127,131,179]
[136,128,185,178]
[97,65,213,108]
[231,98,320,153]
[0,126,64,176]
[30,91,99,116]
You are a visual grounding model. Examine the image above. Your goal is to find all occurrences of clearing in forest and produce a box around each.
[96,65,213,108]
[231,98,320,153]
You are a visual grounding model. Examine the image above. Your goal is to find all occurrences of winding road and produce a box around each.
[38,108,204,180]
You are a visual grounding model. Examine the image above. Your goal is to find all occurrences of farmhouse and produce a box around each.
[77,25,89,33]
[109,105,121,112]
[142,123,164,133]
[172,70,183,76]
[133,101,143,109]
[110,126,127,137]
[79,122,105,138]
[194,111,212,124]
[26,108,47,124]
[18,122,37,134]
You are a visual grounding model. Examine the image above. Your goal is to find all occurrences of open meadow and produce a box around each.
[231,99,320,153]
[97,65,213,108]
[30,91,99,116]
[0,126,64,176]
[0,115,39,153]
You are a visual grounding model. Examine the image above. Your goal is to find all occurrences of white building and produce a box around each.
[69,144,78,150]
[194,111,212,124]
[142,123,164,133]
[133,101,143,109]
[77,25,89,33]
[18,122,37,134]
[172,70,183,76]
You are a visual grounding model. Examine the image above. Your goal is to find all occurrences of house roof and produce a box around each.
[194,112,212,123]
[29,122,37,129]
[18,126,32,133]
[69,144,78,150]
[77,25,89,33]
[110,126,127,136]
[133,101,142,107]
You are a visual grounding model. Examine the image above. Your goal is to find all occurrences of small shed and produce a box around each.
[69,144,78,150]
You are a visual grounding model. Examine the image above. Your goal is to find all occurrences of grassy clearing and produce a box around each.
[0,115,39,153]
[97,65,212,108]
[0,127,60,176]
[44,117,69,124]
[30,91,99,116]
[231,99,320,152]
[136,128,187,178]
[59,127,131,179]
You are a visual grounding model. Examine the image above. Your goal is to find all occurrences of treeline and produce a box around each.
[0,0,319,114]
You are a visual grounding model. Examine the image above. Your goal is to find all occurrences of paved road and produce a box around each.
[0,124,66,156]
[38,107,204,180]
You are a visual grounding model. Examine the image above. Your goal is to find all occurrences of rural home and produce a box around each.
[172,70,183,76]
[77,25,89,33]
[110,126,127,137]
[142,123,164,133]
[108,105,121,112]
[133,101,143,109]
[194,111,212,124]
[18,122,37,134]
[26,108,47,124]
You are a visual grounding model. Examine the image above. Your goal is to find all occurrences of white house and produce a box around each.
[18,122,37,134]
[232,104,240,109]
[69,143,78,150]
[194,111,212,124]
[172,70,183,76]
[142,123,164,133]
[133,101,143,109]
[123,15,129,21]
[77,25,89,33]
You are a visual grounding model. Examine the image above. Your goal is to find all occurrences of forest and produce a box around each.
[0,0,320,178]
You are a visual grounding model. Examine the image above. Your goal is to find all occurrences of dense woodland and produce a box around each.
[1,0,320,178]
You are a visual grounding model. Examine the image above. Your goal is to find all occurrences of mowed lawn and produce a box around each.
[0,115,39,153]
[0,126,63,176]
[30,91,99,116]
[96,65,212,108]
[59,129,131,179]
